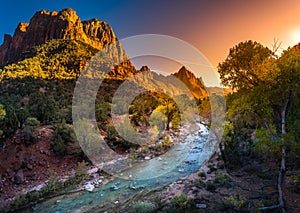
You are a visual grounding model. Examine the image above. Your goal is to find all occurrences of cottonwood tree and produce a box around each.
[218,40,273,90]
[219,40,300,212]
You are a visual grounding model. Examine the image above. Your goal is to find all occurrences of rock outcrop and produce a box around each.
[0,8,126,66]
[173,66,207,99]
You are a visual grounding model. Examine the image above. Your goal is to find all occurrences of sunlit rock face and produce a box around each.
[0,8,123,66]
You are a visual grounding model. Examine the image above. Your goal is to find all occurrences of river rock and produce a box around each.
[84,182,95,192]
[196,203,207,209]
[144,156,151,160]
[27,163,33,170]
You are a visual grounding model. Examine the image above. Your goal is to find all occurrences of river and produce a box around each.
[26,123,215,213]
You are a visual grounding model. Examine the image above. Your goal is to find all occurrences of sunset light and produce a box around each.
[0,1,300,212]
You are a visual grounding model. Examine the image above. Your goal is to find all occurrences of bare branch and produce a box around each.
[272,37,282,57]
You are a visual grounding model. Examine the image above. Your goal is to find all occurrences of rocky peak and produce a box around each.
[173,66,207,99]
[139,66,151,72]
[0,8,121,66]
[174,66,204,85]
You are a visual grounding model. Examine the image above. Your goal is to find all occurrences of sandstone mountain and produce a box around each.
[0,8,212,98]
[172,66,207,99]
[0,8,127,67]
[132,65,208,99]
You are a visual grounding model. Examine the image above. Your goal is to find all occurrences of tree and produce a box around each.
[0,104,6,136]
[155,98,180,131]
[218,40,273,90]
[219,41,300,212]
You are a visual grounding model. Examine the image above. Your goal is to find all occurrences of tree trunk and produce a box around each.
[277,91,291,213]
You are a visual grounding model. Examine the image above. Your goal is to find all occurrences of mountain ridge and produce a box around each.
[0,8,126,67]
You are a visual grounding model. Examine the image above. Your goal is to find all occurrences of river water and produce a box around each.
[27,123,215,213]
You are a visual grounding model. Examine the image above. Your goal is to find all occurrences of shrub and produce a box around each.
[193,180,206,188]
[51,122,76,156]
[206,181,216,192]
[166,194,195,213]
[129,201,157,213]
[75,161,87,183]
[207,164,217,172]
[51,134,67,156]
[223,195,245,210]
[24,117,40,128]
[214,174,232,186]
[198,171,206,178]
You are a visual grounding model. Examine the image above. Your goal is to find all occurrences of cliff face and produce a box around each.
[173,66,207,99]
[0,8,125,66]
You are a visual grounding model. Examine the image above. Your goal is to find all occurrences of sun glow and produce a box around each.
[290,29,300,45]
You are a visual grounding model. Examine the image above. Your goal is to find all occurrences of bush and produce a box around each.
[165,194,195,213]
[75,161,87,183]
[51,134,67,156]
[193,180,206,188]
[129,201,157,213]
[207,164,217,172]
[53,122,76,143]
[223,195,245,210]
[206,181,216,192]
[51,122,76,156]
[214,174,232,186]
[24,117,40,128]
[198,171,206,178]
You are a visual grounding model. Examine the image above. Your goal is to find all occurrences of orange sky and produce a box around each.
[190,0,300,67]
[120,0,300,86]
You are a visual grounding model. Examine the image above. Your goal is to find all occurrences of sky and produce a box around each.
[1,0,300,86]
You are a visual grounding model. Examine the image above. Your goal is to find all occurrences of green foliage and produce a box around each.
[206,181,216,191]
[1,39,98,80]
[95,98,111,124]
[75,161,87,183]
[0,104,19,137]
[0,104,5,120]
[43,169,60,194]
[254,128,282,156]
[207,164,217,171]
[198,171,206,177]
[193,179,206,188]
[0,104,5,136]
[129,92,159,127]
[214,174,232,186]
[219,40,300,172]
[51,122,76,156]
[51,135,67,156]
[129,201,157,213]
[165,194,195,213]
[149,109,166,136]
[24,117,40,129]
[155,98,180,130]
[53,122,76,143]
[217,40,273,90]
[223,195,245,210]
[0,77,76,138]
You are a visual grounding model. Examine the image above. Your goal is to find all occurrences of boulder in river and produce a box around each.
[84,182,95,192]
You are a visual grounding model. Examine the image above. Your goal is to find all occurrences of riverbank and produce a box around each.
[8,122,210,212]
[0,120,206,212]
[121,151,282,212]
